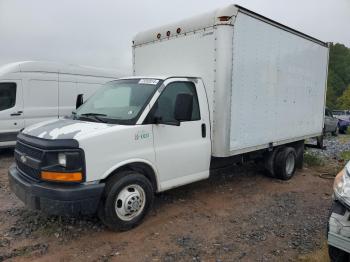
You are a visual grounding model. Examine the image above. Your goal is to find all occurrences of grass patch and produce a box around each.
[338,131,350,144]
[338,137,348,144]
[304,152,324,167]
[340,151,350,162]
[298,241,329,262]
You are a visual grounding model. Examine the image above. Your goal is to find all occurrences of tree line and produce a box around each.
[327,43,350,109]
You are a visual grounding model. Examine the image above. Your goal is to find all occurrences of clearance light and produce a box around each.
[166,31,171,37]
[176,28,181,34]
[218,16,231,21]
[157,33,161,39]
[41,171,83,182]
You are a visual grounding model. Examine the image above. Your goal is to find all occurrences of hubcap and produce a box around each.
[285,153,295,175]
[115,184,146,221]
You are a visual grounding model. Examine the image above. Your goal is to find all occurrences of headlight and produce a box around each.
[41,150,85,183]
[58,153,67,167]
[334,162,350,206]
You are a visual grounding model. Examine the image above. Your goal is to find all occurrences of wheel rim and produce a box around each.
[285,153,295,175]
[115,184,146,221]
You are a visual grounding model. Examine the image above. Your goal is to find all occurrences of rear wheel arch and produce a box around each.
[101,161,159,192]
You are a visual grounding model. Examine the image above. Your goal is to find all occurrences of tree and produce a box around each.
[326,43,350,109]
[337,85,350,109]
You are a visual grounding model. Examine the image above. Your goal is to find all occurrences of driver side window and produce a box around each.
[0,83,17,111]
[147,81,200,123]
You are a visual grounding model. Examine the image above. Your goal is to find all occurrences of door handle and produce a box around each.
[201,123,206,138]
[10,111,23,116]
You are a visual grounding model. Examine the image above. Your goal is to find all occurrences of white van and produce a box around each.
[0,61,123,148]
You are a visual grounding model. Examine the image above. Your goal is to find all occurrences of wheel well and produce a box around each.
[102,162,158,192]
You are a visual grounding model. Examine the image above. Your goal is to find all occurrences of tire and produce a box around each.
[98,170,154,231]
[273,147,297,180]
[329,245,349,262]
[339,126,347,135]
[317,136,324,149]
[332,127,339,136]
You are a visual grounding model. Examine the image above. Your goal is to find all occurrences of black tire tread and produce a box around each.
[98,170,154,231]
[274,147,297,180]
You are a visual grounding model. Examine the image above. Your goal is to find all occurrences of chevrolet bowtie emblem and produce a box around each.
[20,154,27,164]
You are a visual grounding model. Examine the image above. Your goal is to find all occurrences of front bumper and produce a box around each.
[328,200,350,253]
[8,164,105,216]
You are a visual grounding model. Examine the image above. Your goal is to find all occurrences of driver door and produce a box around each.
[147,78,211,191]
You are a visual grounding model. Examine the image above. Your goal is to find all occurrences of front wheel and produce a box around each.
[98,171,154,231]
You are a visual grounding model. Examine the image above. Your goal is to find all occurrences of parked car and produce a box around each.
[8,4,329,231]
[0,61,123,148]
[333,110,350,121]
[328,161,350,261]
[324,108,339,135]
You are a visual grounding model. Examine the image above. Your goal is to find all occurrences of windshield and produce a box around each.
[75,78,162,124]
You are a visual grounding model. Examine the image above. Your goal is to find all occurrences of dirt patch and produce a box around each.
[0,147,335,261]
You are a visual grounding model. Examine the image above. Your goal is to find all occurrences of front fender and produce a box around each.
[101,158,160,189]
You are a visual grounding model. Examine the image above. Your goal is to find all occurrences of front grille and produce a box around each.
[15,141,43,180]
[16,158,40,180]
[16,141,43,159]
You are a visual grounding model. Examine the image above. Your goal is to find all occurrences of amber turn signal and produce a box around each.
[41,171,83,182]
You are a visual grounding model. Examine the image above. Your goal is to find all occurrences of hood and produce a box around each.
[23,119,113,140]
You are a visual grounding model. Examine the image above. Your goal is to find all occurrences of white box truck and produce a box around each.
[8,5,329,231]
[0,61,123,148]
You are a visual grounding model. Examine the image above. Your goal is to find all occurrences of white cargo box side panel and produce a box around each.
[229,12,328,153]
[133,30,216,118]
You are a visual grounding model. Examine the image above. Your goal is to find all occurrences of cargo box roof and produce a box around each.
[133,4,327,47]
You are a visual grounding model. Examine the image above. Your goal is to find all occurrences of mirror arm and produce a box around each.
[153,116,162,125]
[153,116,180,126]
[164,120,180,126]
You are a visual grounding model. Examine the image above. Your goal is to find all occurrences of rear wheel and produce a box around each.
[339,126,348,134]
[274,147,297,180]
[332,126,339,136]
[98,171,154,231]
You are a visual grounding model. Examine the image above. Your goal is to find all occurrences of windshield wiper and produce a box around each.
[79,113,108,123]
[81,113,107,117]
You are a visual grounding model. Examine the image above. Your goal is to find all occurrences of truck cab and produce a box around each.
[9,76,211,230]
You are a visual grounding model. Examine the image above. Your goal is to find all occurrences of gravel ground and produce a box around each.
[0,136,344,261]
[307,134,350,160]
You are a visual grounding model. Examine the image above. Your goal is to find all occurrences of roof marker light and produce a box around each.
[166,31,171,37]
[218,16,231,21]
[176,28,181,34]
[157,33,161,39]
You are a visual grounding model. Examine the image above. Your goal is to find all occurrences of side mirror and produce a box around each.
[174,93,193,122]
[76,94,84,109]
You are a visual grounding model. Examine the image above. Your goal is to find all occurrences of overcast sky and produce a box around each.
[0,0,349,74]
